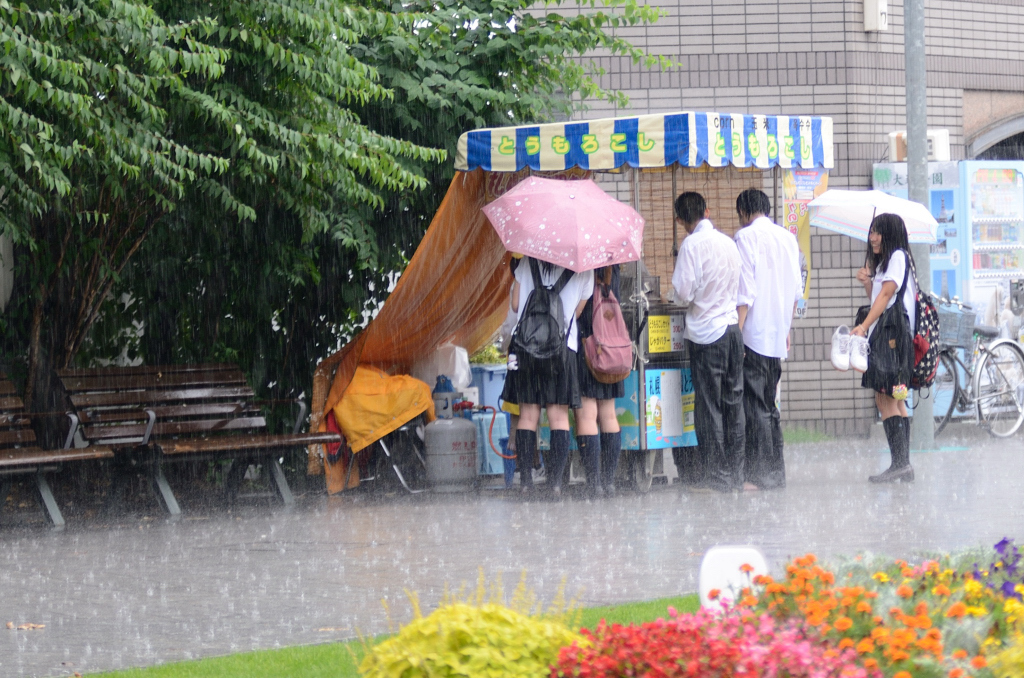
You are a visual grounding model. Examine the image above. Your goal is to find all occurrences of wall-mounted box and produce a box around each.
[889,130,952,162]
[865,0,889,31]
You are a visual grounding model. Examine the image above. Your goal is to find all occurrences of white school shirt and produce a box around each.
[735,216,803,359]
[870,250,917,334]
[671,219,741,345]
[514,260,594,353]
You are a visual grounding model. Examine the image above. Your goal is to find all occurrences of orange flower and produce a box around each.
[946,602,967,618]
[739,563,754,573]
[971,656,987,669]
[932,584,951,596]
[839,638,855,649]
[894,672,912,678]
[916,615,933,629]
[915,601,929,615]
[897,584,914,598]
[951,649,968,659]
[863,658,878,669]
[740,595,757,607]
[856,601,873,614]
[856,638,875,654]
[834,617,853,631]
[949,669,964,678]
[707,589,721,600]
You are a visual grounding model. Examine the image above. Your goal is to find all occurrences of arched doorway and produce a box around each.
[969,115,1024,159]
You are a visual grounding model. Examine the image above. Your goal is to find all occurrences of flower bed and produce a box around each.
[360,541,1024,678]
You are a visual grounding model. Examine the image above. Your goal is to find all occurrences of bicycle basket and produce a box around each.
[936,303,975,348]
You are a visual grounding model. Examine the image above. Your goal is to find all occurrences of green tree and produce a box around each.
[0,0,439,415]
[111,0,665,414]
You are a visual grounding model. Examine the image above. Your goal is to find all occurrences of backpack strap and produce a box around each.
[896,249,910,297]
[551,266,575,295]
[529,257,544,290]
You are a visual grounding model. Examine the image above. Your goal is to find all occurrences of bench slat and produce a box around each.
[80,403,259,424]
[83,417,268,441]
[62,370,247,393]
[0,446,115,468]
[0,428,37,446]
[57,363,238,379]
[160,432,341,455]
[0,396,25,413]
[70,386,256,409]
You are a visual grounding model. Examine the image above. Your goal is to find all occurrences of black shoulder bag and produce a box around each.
[864,254,914,400]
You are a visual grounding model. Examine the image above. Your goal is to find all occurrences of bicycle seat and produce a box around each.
[974,324,1000,339]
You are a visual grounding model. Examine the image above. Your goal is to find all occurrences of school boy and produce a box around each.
[670,192,745,492]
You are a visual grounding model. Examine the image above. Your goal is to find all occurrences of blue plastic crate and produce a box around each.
[470,364,508,410]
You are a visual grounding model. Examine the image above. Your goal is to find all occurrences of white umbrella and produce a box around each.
[807,189,938,244]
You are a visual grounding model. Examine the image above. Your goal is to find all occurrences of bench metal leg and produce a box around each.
[35,473,65,530]
[223,459,247,505]
[148,464,181,519]
[0,477,11,521]
[268,458,295,507]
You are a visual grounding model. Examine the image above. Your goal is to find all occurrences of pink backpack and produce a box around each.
[583,269,633,384]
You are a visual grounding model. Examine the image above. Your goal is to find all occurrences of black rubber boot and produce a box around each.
[901,416,912,466]
[577,434,602,497]
[870,417,914,483]
[600,431,622,496]
[515,429,537,492]
[548,430,571,497]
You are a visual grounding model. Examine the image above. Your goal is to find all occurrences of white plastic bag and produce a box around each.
[412,343,472,391]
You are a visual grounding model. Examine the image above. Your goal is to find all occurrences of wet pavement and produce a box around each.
[2,427,1023,677]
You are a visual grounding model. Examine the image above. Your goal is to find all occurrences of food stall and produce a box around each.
[455,111,835,490]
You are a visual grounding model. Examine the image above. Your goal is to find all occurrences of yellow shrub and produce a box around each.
[990,632,1024,678]
[359,572,584,678]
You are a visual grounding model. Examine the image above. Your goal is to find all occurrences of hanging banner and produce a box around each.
[456,111,835,173]
[782,168,829,318]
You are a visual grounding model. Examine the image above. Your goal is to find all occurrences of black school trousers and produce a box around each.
[687,324,745,491]
[743,347,786,489]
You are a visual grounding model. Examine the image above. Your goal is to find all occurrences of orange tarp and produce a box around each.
[310,169,512,494]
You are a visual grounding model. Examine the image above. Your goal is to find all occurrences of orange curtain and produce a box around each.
[310,169,512,494]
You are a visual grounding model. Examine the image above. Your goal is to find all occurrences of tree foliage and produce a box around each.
[0,0,441,411]
[0,0,664,420]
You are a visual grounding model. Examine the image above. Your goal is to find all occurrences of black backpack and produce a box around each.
[510,258,575,361]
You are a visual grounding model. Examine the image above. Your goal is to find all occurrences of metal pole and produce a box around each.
[905,0,934,450]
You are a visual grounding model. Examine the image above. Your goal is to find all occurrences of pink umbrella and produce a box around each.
[481,176,645,273]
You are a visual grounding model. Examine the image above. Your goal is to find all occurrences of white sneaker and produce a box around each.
[830,325,851,371]
[850,334,869,372]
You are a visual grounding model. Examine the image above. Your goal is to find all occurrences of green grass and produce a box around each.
[92,594,699,678]
[782,427,834,444]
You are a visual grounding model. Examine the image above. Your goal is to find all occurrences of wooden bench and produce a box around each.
[0,375,112,528]
[56,363,340,517]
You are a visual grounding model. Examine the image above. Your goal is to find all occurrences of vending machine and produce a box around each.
[958,161,1024,325]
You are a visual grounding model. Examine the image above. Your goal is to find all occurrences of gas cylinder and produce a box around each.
[425,417,478,492]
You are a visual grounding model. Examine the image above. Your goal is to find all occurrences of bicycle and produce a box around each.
[930,294,1024,438]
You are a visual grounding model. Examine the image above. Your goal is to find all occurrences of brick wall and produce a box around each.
[571,0,1024,435]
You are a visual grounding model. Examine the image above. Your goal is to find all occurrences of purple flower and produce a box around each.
[995,537,1013,555]
[1002,580,1020,600]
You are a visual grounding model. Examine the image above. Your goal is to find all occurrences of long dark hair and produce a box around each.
[866,213,913,276]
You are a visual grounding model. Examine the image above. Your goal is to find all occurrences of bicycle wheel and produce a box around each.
[931,351,959,438]
[974,341,1024,437]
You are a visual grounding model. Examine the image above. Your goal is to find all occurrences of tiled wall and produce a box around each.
[574,0,1024,435]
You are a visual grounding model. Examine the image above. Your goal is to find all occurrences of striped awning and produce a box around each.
[455,111,834,172]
